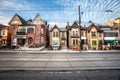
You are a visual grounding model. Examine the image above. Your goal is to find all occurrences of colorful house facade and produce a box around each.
[50,25,67,50]
[87,23,104,50]
[0,24,10,48]
[9,13,48,48]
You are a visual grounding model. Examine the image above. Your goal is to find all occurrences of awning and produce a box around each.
[104,40,119,45]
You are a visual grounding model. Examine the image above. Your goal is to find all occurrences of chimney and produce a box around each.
[67,22,69,26]
[45,21,47,25]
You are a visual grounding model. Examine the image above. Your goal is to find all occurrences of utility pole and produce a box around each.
[78,5,81,52]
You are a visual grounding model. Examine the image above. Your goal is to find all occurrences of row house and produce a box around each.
[87,23,120,50]
[0,24,11,48]
[49,22,120,50]
[87,24,104,50]
[50,25,67,50]
[66,21,87,50]
[9,13,48,48]
[101,26,119,47]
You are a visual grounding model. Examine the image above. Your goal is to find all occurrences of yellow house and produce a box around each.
[50,25,67,50]
[0,24,8,47]
[87,23,104,50]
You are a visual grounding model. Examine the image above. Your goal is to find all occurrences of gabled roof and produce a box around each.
[0,24,8,28]
[9,13,26,25]
[115,17,120,20]
[87,23,103,32]
[33,13,44,24]
[71,21,79,28]
[50,25,60,32]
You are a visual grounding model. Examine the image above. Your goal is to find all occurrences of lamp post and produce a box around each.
[78,5,81,52]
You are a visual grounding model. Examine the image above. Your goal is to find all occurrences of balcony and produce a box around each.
[16,32,26,35]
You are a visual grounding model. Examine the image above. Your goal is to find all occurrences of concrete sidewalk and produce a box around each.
[16,46,45,51]
[0,49,120,53]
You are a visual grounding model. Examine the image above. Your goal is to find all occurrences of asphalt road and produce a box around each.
[0,51,120,70]
[0,51,120,80]
[0,70,120,80]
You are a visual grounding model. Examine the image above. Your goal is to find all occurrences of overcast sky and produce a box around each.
[0,0,120,27]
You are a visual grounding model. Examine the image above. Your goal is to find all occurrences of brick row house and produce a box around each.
[9,13,49,48]
[0,24,11,48]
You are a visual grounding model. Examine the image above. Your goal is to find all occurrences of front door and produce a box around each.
[91,40,98,49]
[18,39,25,46]
[28,37,33,44]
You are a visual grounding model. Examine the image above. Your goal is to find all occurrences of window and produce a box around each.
[73,31,75,36]
[81,31,84,36]
[73,39,75,45]
[56,32,58,37]
[19,28,26,32]
[99,33,102,37]
[36,38,40,44]
[92,32,96,37]
[13,29,16,34]
[2,40,6,44]
[41,37,43,43]
[53,32,59,37]
[62,32,64,37]
[53,40,58,46]
[53,32,55,37]
[76,39,78,44]
[41,28,44,34]
[2,31,5,35]
[104,32,118,37]
[36,28,39,34]
[76,31,78,36]
[27,28,34,33]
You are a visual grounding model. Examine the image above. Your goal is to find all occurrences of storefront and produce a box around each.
[104,40,119,45]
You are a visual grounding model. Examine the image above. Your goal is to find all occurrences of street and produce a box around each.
[0,51,120,70]
[0,51,120,80]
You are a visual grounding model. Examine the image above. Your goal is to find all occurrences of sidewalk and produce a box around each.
[0,48,120,53]
[17,46,45,51]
